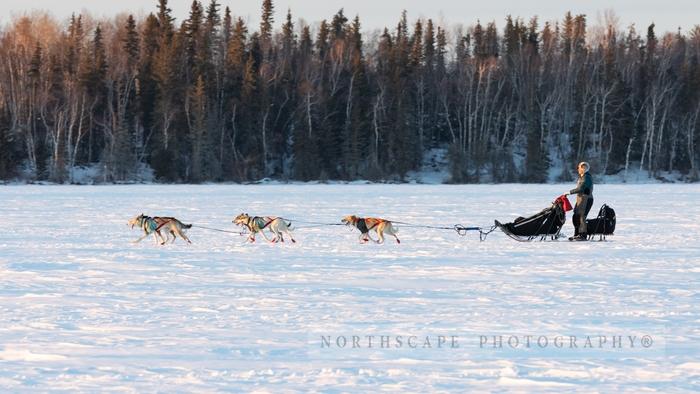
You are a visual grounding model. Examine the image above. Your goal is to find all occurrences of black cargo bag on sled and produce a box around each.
[585,204,616,240]
[495,196,568,241]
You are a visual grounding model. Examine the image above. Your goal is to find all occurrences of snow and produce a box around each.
[68,164,102,184]
[405,148,451,184]
[67,163,156,184]
[0,184,699,391]
[598,167,690,184]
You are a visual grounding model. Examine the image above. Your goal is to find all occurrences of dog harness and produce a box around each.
[357,219,368,233]
[141,216,173,233]
[141,217,158,233]
[357,218,379,233]
[247,216,274,232]
[154,219,173,231]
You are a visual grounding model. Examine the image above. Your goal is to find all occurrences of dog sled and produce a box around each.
[495,195,571,242]
[128,197,616,246]
[585,204,616,241]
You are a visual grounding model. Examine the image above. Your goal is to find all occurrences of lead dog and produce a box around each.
[128,214,192,245]
[341,215,400,244]
[233,213,296,243]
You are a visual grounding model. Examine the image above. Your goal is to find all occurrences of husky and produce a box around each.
[232,213,295,243]
[128,214,192,245]
[341,215,400,244]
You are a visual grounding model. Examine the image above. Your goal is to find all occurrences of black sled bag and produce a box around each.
[586,204,616,235]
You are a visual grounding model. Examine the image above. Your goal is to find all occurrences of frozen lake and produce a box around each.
[0,184,698,391]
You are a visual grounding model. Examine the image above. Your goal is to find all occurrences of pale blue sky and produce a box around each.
[3,0,698,34]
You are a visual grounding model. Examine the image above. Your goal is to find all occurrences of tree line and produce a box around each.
[1,1,699,183]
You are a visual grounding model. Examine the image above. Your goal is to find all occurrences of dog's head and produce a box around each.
[128,213,146,228]
[233,213,250,226]
[341,215,359,226]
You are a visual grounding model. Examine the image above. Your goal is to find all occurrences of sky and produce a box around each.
[3,0,699,35]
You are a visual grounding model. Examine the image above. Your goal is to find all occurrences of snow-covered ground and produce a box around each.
[0,184,698,391]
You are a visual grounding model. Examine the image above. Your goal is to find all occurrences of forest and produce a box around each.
[1,0,699,183]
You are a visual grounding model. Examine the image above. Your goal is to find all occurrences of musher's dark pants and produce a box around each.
[573,196,593,236]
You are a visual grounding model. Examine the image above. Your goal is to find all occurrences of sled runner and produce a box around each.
[495,195,570,242]
[585,204,616,241]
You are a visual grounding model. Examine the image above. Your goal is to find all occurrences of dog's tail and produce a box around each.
[285,221,293,230]
[183,223,192,229]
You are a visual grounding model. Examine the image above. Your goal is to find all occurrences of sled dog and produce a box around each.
[233,213,295,243]
[341,215,400,244]
[128,214,192,245]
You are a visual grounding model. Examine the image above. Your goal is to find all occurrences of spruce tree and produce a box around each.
[260,0,274,44]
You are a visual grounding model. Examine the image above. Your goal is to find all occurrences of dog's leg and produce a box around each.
[133,233,150,243]
[387,226,401,244]
[158,230,165,243]
[170,226,185,243]
[158,230,168,245]
[270,228,280,243]
[176,228,192,244]
[149,230,159,245]
[277,228,284,243]
[182,233,192,244]
[376,230,385,244]
[269,223,281,242]
[260,230,276,243]
[365,231,378,243]
[281,223,292,243]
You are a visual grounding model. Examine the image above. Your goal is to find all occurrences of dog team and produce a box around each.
[128,213,400,245]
